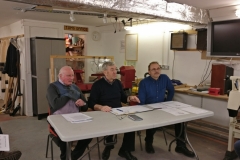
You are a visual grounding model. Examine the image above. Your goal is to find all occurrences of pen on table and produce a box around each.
[117,109,123,112]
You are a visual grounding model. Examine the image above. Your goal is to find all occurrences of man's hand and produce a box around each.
[129,96,140,103]
[100,106,112,112]
[75,99,86,107]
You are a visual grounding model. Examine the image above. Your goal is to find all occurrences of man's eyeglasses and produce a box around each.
[150,67,161,71]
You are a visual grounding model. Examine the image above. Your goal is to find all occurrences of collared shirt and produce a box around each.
[138,74,174,105]
[53,80,78,115]
[58,79,65,85]
[103,76,115,85]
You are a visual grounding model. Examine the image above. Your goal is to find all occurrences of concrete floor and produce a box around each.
[0,113,231,160]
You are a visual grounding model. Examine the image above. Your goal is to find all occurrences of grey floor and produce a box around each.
[0,114,230,160]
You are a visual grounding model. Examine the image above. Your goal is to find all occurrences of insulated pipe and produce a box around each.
[8,0,209,24]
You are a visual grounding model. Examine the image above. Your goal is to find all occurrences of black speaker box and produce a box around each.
[170,32,188,50]
[197,29,207,50]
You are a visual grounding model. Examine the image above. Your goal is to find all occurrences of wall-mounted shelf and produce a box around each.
[173,49,202,51]
[174,49,240,60]
[201,51,240,60]
[172,30,240,61]
[72,46,83,48]
[66,45,83,48]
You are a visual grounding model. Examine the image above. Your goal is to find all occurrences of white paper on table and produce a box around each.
[70,120,92,123]
[127,105,153,113]
[111,106,152,115]
[146,103,170,109]
[0,134,10,151]
[160,108,190,116]
[180,107,209,114]
[110,107,129,115]
[62,113,92,123]
[161,101,191,109]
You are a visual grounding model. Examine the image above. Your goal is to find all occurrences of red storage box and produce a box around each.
[208,88,220,95]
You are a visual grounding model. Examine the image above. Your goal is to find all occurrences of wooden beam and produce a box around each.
[50,55,114,60]
[173,49,202,51]
[173,30,197,35]
[50,57,54,83]
[50,55,114,83]
[0,34,24,40]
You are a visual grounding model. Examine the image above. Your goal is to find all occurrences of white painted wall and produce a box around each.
[0,20,24,37]
[172,51,211,85]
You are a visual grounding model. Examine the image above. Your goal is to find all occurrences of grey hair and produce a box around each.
[102,61,115,71]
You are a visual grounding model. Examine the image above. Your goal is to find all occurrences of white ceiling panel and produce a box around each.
[170,0,240,9]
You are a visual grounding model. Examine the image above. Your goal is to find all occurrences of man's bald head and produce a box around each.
[58,66,74,85]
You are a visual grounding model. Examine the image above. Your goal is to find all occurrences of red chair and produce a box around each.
[46,109,62,160]
[46,108,100,160]
[45,109,91,160]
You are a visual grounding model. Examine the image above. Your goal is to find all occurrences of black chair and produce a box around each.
[129,101,168,151]
[134,72,169,150]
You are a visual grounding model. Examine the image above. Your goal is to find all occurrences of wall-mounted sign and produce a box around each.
[64,25,88,32]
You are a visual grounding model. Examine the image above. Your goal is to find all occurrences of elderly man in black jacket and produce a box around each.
[88,61,140,160]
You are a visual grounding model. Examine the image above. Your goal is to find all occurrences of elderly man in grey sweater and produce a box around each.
[46,66,92,160]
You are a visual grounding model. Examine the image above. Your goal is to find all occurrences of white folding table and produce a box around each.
[47,107,214,160]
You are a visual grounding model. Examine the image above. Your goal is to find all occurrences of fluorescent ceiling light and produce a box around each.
[69,11,75,22]
[53,8,101,14]
[236,9,240,17]
[103,13,107,23]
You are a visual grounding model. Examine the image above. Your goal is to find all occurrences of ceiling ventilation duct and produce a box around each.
[7,0,209,24]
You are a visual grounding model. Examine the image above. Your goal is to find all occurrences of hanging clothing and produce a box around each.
[0,40,9,70]
[2,43,19,77]
[0,40,10,95]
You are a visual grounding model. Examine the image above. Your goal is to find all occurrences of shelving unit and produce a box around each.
[172,30,240,60]
[65,34,85,76]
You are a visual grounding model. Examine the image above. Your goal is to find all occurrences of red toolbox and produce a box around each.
[208,88,220,95]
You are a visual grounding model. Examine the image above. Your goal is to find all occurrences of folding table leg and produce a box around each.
[183,122,199,160]
[66,142,72,160]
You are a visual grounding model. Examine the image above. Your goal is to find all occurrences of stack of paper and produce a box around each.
[161,108,190,116]
[0,134,10,151]
[146,103,171,109]
[180,107,208,114]
[161,101,191,109]
[145,101,209,116]
[111,105,153,115]
[62,113,92,123]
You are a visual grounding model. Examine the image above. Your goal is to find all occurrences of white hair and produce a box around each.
[58,66,73,79]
